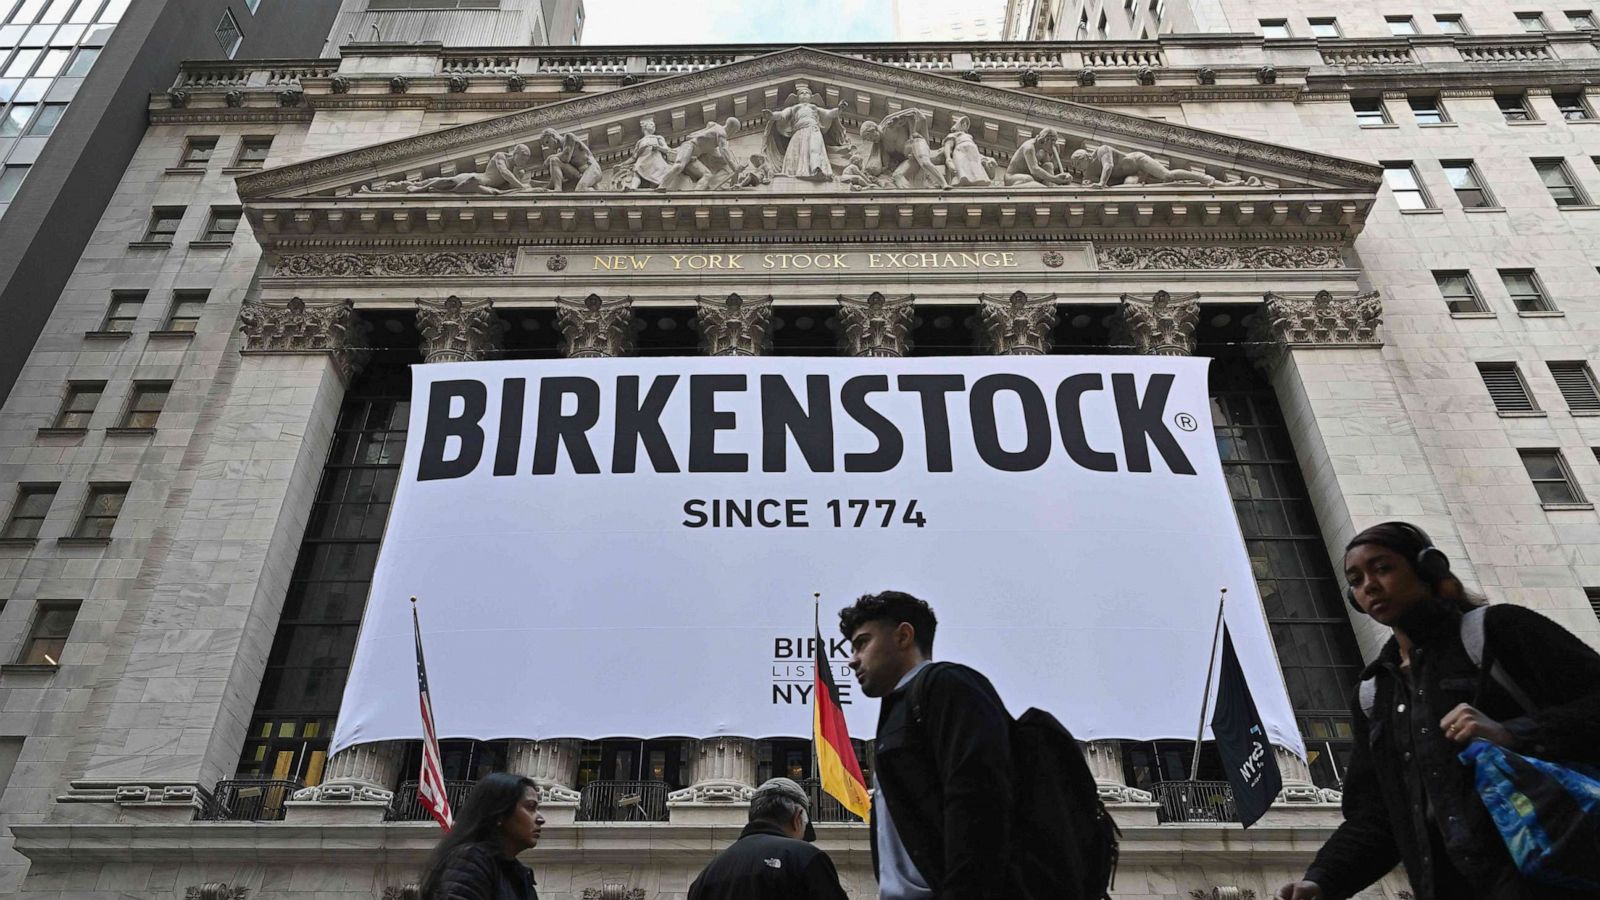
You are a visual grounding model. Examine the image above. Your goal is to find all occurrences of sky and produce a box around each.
[581,0,898,45]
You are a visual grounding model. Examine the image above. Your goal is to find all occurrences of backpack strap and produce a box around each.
[906,661,955,728]
[1358,677,1378,720]
[1461,606,1537,715]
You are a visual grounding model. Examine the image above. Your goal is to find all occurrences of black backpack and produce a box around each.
[909,662,1121,900]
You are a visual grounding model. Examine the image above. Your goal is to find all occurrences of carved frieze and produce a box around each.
[580,888,645,900]
[1096,245,1344,270]
[416,296,504,363]
[186,884,247,900]
[979,291,1058,355]
[382,886,421,900]
[556,294,636,358]
[239,297,370,382]
[274,251,516,277]
[1255,289,1382,345]
[838,292,915,357]
[1118,290,1201,356]
[697,294,774,356]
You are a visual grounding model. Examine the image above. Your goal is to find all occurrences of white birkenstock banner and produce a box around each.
[331,355,1304,758]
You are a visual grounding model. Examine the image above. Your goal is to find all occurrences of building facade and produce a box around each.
[2,8,1600,899]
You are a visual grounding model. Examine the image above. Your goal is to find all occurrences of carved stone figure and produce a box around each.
[1004,128,1070,187]
[624,117,673,190]
[762,82,849,180]
[538,128,603,191]
[361,144,535,195]
[731,152,774,189]
[556,294,635,358]
[655,116,741,191]
[838,292,915,357]
[941,114,992,187]
[862,107,946,189]
[1068,143,1260,187]
[837,151,873,190]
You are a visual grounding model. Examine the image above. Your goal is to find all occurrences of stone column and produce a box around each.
[696,293,773,356]
[505,739,582,802]
[977,290,1058,355]
[416,295,505,363]
[670,737,758,803]
[555,293,635,358]
[837,292,916,357]
[300,740,405,802]
[1116,290,1201,356]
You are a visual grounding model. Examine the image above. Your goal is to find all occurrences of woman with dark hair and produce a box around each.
[420,772,544,900]
[1277,521,1600,900]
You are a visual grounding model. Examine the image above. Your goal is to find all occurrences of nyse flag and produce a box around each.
[1212,627,1282,828]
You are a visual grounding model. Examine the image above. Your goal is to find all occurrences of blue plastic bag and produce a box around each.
[1459,739,1600,890]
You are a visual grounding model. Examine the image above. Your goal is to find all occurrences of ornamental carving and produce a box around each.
[1257,65,1278,84]
[1096,245,1344,270]
[166,89,189,108]
[667,779,755,803]
[1078,68,1096,86]
[389,76,409,94]
[506,74,525,92]
[1189,889,1256,900]
[186,884,247,900]
[1019,69,1040,87]
[979,290,1058,356]
[556,294,635,358]
[448,74,470,93]
[546,254,568,272]
[697,294,773,356]
[224,90,244,108]
[1042,250,1065,268]
[1117,290,1201,356]
[580,888,645,900]
[838,292,915,357]
[562,74,585,92]
[329,75,351,94]
[274,251,516,277]
[1137,66,1157,86]
[382,886,421,900]
[1255,290,1382,345]
[239,297,370,382]
[278,89,303,107]
[1197,66,1217,85]
[417,296,504,363]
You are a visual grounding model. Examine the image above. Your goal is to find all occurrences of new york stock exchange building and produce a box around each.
[3,18,1600,900]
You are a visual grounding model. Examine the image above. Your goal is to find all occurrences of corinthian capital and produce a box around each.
[239,297,370,382]
[416,296,503,363]
[697,294,773,357]
[555,294,635,358]
[1116,290,1201,356]
[838,292,915,357]
[1256,290,1383,346]
[978,290,1058,355]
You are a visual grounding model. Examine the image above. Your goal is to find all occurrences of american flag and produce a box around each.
[412,599,453,830]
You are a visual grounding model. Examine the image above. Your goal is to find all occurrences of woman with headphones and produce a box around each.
[1277,521,1600,900]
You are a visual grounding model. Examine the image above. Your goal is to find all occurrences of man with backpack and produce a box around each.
[840,591,1118,900]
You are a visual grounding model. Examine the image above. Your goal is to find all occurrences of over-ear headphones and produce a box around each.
[1346,521,1452,612]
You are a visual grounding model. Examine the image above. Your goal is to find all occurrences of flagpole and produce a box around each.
[811,592,821,786]
[1189,587,1227,782]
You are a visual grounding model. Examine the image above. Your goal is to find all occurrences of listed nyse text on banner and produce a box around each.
[332,356,1304,758]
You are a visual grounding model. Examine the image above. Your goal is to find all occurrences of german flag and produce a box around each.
[814,609,871,821]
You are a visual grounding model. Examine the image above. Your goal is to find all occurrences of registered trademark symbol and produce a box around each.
[1174,412,1199,432]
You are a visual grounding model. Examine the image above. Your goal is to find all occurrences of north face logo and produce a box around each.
[764,858,782,869]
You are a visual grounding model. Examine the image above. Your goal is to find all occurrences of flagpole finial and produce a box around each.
[411,596,418,605]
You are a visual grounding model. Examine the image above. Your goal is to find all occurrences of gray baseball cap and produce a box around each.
[753,777,817,842]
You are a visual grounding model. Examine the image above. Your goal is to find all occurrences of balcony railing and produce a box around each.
[576,780,670,822]
[799,777,866,823]
[205,779,302,822]
[1150,780,1237,824]
[386,779,478,822]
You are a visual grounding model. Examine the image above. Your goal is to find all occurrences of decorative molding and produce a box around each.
[697,294,773,356]
[1189,889,1256,900]
[166,88,189,108]
[186,884,248,900]
[1255,289,1383,346]
[1257,65,1278,84]
[1117,290,1201,356]
[562,73,585,92]
[1197,66,1217,85]
[555,294,636,358]
[667,779,755,803]
[224,89,244,107]
[1098,783,1155,804]
[390,75,410,94]
[1078,68,1097,86]
[1019,69,1040,87]
[290,782,394,803]
[546,253,569,271]
[448,74,470,93]
[978,290,1058,355]
[278,88,303,107]
[581,887,646,900]
[381,885,421,900]
[330,75,351,94]
[838,292,916,357]
[416,296,504,363]
[1042,249,1065,268]
[239,297,370,382]
[274,250,516,277]
[1136,66,1156,86]
[1096,245,1344,270]
[506,74,526,92]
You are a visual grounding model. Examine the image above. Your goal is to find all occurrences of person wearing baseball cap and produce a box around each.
[686,777,850,900]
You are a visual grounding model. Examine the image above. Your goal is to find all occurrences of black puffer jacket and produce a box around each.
[1303,604,1600,900]
[687,821,850,900]
[431,842,538,900]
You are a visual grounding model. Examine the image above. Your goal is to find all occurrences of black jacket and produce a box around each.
[1304,605,1600,900]
[871,661,1014,900]
[430,842,538,900]
[686,821,850,900]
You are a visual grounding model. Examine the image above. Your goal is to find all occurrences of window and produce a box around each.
[215,9,242,58]
[1534,158,1588,206]
[120,383,170,429]
[201,207,240,242]
[19,602,78,666]
[180,137,217,168]
[1260,18,1290,38]
[1435,14,1468,33]
[1519,449,1585,505]
[23,101,63,136]
[3,48,40,78]
[1409,94,1448,124]
[1352,97,1390,125]
[1497,92,1533,121]
[1442,161,1493,207]
[1387,15,1418,34]
[1382,163,1430,209]
[32,46,67,77]
[235,136,272,167]
[1435,270,1487,313]
[0,165,25,202]
[73,484,126,539]
[63,45,98,76]
[1500,269,1554,312]
[1588,587,1600,621]
[1570,11,1598,30]
[53,381,103,429]
[164,291,207,331]
[142,207,183,243]
[2,485,55,540]
[99,293,143,333]
[1478,363,1538,412]
[1518,11,1549,31]
[1308,17,1340,37]
[1,103,34,137]
[1549,362,1600,411]
[1554,91,1593,120]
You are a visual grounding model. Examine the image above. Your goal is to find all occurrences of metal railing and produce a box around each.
[1151,780,1237,824]
[576,780,670,822]
[386,779,478,822]
[799,777,866,823]
[205,779,302,822]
